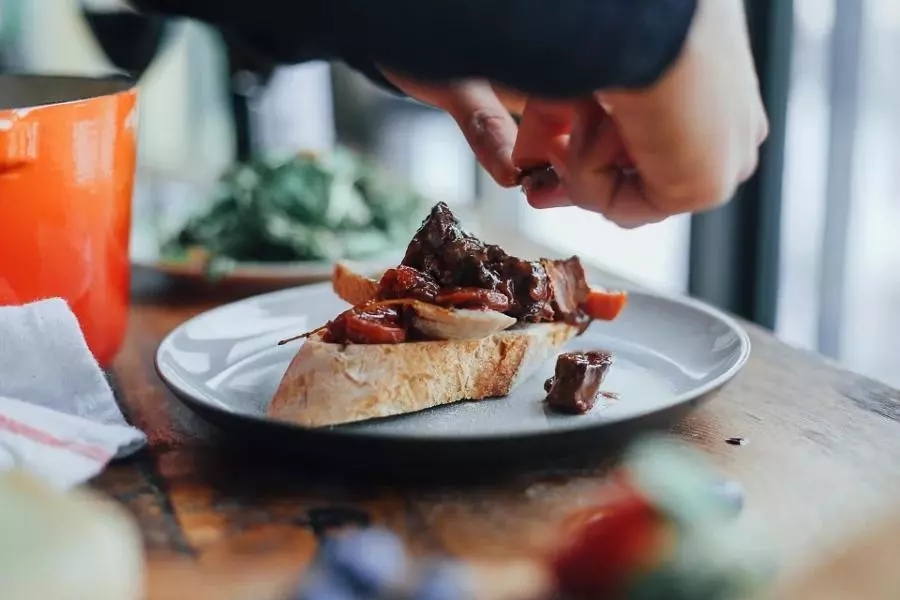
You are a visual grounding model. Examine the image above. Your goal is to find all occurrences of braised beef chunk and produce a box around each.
[542,257,591,325]
[401,202,556,320]
[324,203,598,345]
[544,351,613,414]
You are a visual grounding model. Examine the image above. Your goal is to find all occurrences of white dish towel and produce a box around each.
[0,298,146,490]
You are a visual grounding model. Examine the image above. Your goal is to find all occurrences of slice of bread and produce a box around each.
[332,262,380,306]
[268,261,579,427]
[267,321,578,428]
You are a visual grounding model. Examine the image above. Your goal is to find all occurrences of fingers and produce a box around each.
[512,101,574,208]
[440,82,521,187]
[512,101,573,168]
[491,83,528,117]
[380,69,520,188]
[531,100,668,228]
[604,176,668,228]
[562,101,620,214]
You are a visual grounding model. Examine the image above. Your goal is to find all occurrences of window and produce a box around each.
[519,208,691,294]
[776,0,900,386]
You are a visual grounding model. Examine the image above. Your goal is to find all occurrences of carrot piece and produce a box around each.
[584,288,628,321]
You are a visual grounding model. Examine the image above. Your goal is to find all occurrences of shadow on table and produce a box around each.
[157,421,662,494]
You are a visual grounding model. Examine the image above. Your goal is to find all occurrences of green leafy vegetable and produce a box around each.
[160,147,427,273]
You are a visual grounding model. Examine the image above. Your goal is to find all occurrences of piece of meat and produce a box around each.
[401,202,553,319]
[542,257,591,323]
[544,351,613,414]
[316,203,627,346]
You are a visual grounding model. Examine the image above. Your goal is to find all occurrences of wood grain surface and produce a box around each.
[93,266,900,599]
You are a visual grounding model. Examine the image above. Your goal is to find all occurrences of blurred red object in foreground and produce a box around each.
[552,475,664,599]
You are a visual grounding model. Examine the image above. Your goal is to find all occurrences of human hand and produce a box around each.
[380,69,526,187]
[512,0,769,228]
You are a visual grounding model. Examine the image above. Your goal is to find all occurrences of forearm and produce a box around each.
[132,0,697,97]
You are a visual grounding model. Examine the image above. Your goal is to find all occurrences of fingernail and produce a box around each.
[524,183,570,209]
[496,165,520,187]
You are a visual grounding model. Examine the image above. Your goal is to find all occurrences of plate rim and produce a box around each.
[154,282,751,444]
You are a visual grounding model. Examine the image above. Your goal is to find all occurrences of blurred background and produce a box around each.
[0,0,896,386]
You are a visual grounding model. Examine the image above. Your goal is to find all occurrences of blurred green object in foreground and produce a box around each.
[553,435,775,600]
[623,437,775,600]
[161,147,428,278]
[290,435,775,600]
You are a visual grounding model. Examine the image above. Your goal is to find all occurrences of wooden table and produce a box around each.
[93,267,900,599]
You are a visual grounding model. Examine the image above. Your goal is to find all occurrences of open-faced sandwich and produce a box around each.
[268,202,628,427]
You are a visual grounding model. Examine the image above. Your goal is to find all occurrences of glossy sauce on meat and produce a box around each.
[325,202,594,344]
[544,351,613,414]
[402,202,575,321]
[542,257,591,329]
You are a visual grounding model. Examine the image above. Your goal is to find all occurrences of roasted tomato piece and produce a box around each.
[583,288,628,321]
[434,287,511,312]
[378,265,440,302]
[344,306,406,344]
[325,306,406,344]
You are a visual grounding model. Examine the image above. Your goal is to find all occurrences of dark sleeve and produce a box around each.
[131,0,697,97]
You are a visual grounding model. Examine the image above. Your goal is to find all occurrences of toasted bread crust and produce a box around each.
[267,322,577,427]
[332,262,380,305]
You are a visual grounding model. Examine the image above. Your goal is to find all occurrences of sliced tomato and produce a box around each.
[584,288,628,321]
[434,288,510,312]
[344,312,406,344]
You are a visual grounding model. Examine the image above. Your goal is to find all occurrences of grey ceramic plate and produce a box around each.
[155,283,750,472]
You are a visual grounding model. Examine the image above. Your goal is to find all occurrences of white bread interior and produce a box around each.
[267,321,578,428]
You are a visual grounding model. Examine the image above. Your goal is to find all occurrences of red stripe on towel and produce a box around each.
[0,414,111,462]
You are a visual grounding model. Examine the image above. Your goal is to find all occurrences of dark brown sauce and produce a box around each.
[545,351,614,414]
[401,202,554,321]
[323,202,593,344]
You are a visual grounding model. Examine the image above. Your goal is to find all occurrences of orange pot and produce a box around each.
[0,75,138,367]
